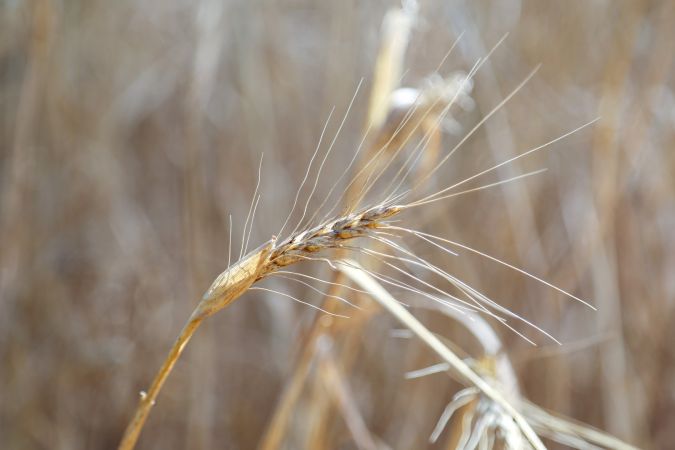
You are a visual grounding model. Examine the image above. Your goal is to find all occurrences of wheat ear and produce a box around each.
[117,204,403,450]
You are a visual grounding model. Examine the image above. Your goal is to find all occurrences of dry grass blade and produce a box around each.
[337,258,547,450]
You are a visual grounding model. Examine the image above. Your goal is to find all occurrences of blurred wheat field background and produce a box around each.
[2,0,675,449]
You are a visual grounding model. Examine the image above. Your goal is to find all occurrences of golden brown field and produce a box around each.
[2,1,674,449]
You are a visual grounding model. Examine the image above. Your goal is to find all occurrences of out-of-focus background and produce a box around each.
[2,0,674,449]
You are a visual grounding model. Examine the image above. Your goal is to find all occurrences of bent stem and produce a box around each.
[118,241,274,450]
[117,314,204,450]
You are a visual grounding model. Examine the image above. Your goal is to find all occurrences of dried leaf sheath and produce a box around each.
[196,239,275,319]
